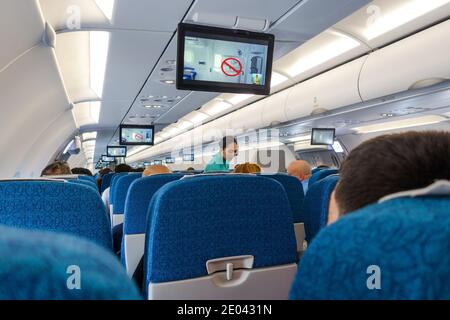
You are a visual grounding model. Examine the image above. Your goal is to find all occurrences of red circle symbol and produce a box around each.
[221,58,243,77]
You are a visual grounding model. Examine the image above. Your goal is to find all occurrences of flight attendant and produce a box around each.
[204,136,239,173]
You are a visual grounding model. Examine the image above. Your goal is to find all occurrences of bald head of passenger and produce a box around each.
[143,164,171,177]
[287,160,312,182]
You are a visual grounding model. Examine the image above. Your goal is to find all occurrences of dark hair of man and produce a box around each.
[219,136,238,150]
[335,131,450,214]
[71,167,93,176]
[115,164,132,173]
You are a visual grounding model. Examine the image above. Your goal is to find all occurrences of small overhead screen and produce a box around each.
[183,154,194,162]
[101,155,115,162]
[165,157,175,164]
[177,23,274,95]
[119,124,154,146]
[107,146,127,157]
[311,128,336,146]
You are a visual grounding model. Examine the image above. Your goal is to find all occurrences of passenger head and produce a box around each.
[219,136,239,162]
[132,167,145,173]
[332,131,450,221]
[114,164,132,173]
[287,160,312,181]
[41,161,71,176]
[234,163,261,174]
[186,167,195,172]
[98,168,112,177]
[71,167,93,176]
[143,164,171,177]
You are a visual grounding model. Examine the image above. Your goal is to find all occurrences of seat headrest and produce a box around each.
[290,196,450,300]
[145,175,297,284]
[0,181,112,249]
[0,225,140,300]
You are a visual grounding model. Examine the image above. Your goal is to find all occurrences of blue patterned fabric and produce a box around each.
[101,173,115,194]
[311,168,323,175]
[69,179,98,192]
[0,225,141,300]
[112,174,141,214]
[145,175,298,285]
[123,174,184,235]
[0,181,112,249]
[290,197,450,300]
[109,173,128,205]
[300,175,339,243]
[261,174,305,223]
[308,169,338,186]
[79,175,96,184]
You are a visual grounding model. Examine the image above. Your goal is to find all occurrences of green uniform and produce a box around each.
[204,153,229,173]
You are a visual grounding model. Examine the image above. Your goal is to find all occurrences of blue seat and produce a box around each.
[308,169,338,186]
[0,181,112,249]
[261,174,304,223]
[144,175,298,299]
[101,173,115,194]
[122,174,184,275]
[111,174,141,227]
[79,175,96,184]
[300,175,339,243]
[69,179,98,192]
[290,196,450,300]
[311,167,323,175]
[0,225,140,300]
[109,173,130,218]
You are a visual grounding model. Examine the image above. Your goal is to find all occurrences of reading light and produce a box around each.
[353,115,445,134]
[161,80,175,85]
[90,31,110,99]
[286,31,360,77]
[95,0,116,21]
[271,72,289,88]
[365,0,450,40]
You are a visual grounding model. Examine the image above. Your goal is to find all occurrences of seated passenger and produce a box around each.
[234,162,261,174]
[113,164,172,255]
[71,167,93,176]
[287,160,312,194]
[143,164,171,176]
[328,131,450,224]
[41,161,71,177]
[204,136,239,173]
[102,164,133,216]
[96,168,113,191]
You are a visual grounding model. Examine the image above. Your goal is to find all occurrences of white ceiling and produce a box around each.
[39,0,373,165]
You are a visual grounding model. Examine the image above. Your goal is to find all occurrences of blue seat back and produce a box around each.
[101,173,115,194]
[290,196,450,300]
[311,168,323,175]
[300,175,339,243]
[261,174,304,223]
[123,174,184,236]
[308,169,338,186]
[79,175,96,184]
[145,175,298,285]
[109,173,130,206]
[69,179,98,192]
[0,181,112,249]
[112,174,142,214]
[0,225,140,300]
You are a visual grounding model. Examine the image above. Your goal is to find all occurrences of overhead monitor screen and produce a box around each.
[107,146,127,157]
[183,154,194,162]
[119,125,154,146]
[101,155,115,162]
[165,157,175,164]
[177,23,274,95]
[311,128,336,146]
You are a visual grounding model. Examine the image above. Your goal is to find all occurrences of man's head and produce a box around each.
[41,162,72,176]
[234,162,261,174]
[219,136,239,162]
[71,167,93,176]
[334,131,450,216]
[287,160,312,181]
[114,164,132,173]
[143,164,172,177]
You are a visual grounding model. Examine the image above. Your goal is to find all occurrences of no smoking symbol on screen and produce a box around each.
[221,57,243,77]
